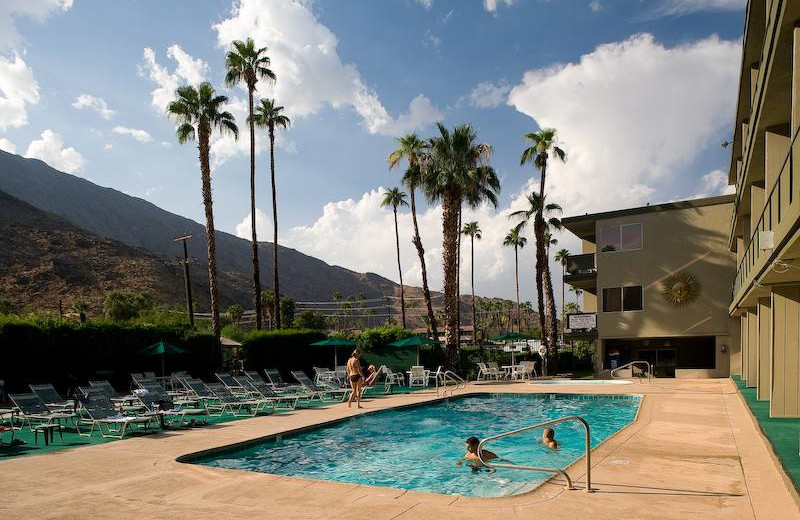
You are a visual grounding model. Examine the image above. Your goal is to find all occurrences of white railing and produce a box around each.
[610,360,653,383]
[435,371,466,397]
[478,415,593,492]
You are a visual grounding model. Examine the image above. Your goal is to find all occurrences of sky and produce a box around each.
[0,0,744,307]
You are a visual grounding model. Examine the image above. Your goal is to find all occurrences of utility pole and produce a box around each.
[174,234,194,327]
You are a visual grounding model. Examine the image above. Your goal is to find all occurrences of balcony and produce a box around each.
[564,253,596,291]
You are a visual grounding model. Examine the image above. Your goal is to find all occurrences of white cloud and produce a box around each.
[160,141,172,148]
[213,0,440,136]
[0,137,16,153]
[0,0,73,50]
[508,33,740,216]
[656,0,745,16]
[468,80,511,108]
[104,143,112,150]
[112,125,153,143]
[0,53,39,130]
[484,0,517,12]
[25,129,84,173]
[590,1,603,11]
[138,45,208,112]
[416,0,433,9]
[72,94,114,119]
[693,169,735,198]
[235,208,273,241]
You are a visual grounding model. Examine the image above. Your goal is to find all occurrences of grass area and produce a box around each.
[731,375,800,491]
[0,385,425,460]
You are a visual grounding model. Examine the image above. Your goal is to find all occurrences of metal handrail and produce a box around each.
[478,415,592,492]
[610,360,653,383]
[436,371,466,397]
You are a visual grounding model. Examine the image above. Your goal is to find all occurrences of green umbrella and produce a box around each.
[310,338,356,367]
[388,336,442,365]
[490,332,532,365]
[138,340,186,377]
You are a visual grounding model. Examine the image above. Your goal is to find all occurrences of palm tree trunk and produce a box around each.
[456,207,462,346]
[533,214,548,372]
[269,124,281,329]
[543,259,559,370]
[247,87,263,330]
[393,207,406,328]
[441,186,460,368]
[409,189,438,338]
[470,234,476,344]
[198,127,220,341]
[514,245,520,333]
[561,264,566,341]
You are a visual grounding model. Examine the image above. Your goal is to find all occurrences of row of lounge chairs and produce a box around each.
[5,368,357,441]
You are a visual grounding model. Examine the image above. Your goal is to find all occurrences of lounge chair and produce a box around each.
[8,393,76,430]
[29,384,73,412]
[290,371,349,402]
[134,381,207,427]
[383,367,405,386]
[205,383,270,417]
[76,389,158,439]
[215,372,250,397]
[233,376,298,410]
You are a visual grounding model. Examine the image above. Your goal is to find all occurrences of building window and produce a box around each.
[600,223,642,252]
[603,285,643,312]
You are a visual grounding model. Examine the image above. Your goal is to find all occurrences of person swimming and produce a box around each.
[456,436,498,472]
[541,428,558,450]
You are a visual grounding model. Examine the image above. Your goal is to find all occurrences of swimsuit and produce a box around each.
[349,374,362,383]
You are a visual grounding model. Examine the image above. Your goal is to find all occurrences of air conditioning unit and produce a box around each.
[759,231,774,250]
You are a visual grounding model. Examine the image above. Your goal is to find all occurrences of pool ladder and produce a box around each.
[435,371,466,397]
[478,415,593,492]
[610,360,653,383]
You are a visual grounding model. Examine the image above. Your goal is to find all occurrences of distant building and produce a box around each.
[561,196,735,378]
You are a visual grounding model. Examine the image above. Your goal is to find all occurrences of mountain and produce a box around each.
[0,151,400,308]
[0,188,258,312]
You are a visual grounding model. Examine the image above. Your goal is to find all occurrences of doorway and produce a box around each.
[638,348,677,378]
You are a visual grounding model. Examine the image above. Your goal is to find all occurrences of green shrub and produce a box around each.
[293,310,327,330]
[226,304,243,325]
[103,290,154,320]
[221,324,246,342]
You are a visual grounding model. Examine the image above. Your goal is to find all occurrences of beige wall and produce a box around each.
[747,311,758,387]
[741,312,749,381]
[757,299,771,401]
[729,317,742,375]
[595,202,734,340]
[771,286,800,418]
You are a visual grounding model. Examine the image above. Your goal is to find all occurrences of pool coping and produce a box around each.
[176,390,647,503]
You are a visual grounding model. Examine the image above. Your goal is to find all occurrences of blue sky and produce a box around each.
[0,0,745,303]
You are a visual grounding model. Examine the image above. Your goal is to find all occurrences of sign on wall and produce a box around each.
[567,313,597,330]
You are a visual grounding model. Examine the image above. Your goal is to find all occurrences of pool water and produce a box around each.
[192,393,641,497]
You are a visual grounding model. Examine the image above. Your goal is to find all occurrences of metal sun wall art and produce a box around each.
[662,272,701,307]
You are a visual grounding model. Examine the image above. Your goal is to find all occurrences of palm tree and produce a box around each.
[554,248,570,340]
[252,98,290,329]
[570,286,584,311]
[388,133,438,339]
[167,82,238,340]
[225,38,275,330]
[520,129,566,371]
[503,228,527,333]
[422,123,498,366]
[381,187,409,328]
[510,191,562,373]
[461,221,481,342]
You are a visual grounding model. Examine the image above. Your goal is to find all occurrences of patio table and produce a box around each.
[502,364,524,380]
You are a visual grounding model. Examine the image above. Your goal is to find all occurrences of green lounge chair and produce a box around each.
[76,390,158,439]
[206,383,270,417]
[8,393,76,430]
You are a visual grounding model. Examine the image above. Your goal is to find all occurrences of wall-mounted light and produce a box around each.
[721,344,728,354]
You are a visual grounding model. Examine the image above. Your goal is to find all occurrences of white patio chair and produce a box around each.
[408,366,428,387]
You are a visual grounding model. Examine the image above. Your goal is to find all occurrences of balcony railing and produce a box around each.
[733,123,800,304]
[565,253,596,276]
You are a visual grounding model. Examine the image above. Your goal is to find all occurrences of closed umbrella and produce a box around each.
[310,338,356,367]
[138,340,186,377]
[388,336,442,366]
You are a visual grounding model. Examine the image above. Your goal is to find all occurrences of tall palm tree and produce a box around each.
[554,248,570,339]
[423,123,499,366]
[224,38,275,330]
[167,83,238,340]
[510,191,562,373]
[503,228,527,333]
[388,133,438,339]
[461,221,481,342]
[570,286,584,311]
[381,187,409,328]
[520,129,566,372]
[252,98,290,329]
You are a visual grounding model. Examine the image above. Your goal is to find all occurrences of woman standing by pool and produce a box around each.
[346,350,364,409]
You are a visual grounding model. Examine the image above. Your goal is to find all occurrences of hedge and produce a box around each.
[0,317,218,394]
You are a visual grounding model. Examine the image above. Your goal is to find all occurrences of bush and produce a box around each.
[226,304,243,325]
[293,310,327,330]
[221,324,246,342]
[103,290,154,321]
[241,329,327,377]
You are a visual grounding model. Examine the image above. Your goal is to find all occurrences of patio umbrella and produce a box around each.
[388,336,442,366]
[137,340,186,377]
[490,332,532,365]
[310,338,356,367]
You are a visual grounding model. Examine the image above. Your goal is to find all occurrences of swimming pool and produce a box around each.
[531,380,633,385]
[190,393,640,498]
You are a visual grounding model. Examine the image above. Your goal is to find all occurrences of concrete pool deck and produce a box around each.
[1,378,798,519]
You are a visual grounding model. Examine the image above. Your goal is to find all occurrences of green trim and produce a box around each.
[731,374,800,492]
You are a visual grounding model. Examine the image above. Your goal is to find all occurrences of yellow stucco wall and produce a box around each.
[757,299,771,401]
[595,202,734,340]
[771,286,800,418]
[747,311,758,387]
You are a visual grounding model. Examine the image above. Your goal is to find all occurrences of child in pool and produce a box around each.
[541,428,558,450]
[456,436,498,472]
